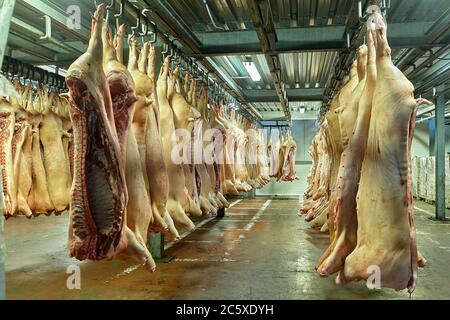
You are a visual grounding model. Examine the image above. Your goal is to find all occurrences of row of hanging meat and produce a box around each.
[300,12,430,293]
[0,84,72,217]
[0,4,297,271]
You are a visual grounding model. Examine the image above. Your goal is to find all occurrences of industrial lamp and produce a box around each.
[243,56,261,82]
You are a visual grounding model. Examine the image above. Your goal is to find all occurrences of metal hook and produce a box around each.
[114,0,125,31]
[204,72,209,87]
[168,39,175,59]
[139,22,148,45]
[131,9,141,37]
[149,23,157,44]
[161,42,169,59]
[141,8,157,43]
[105,0,115,25]
[40,15,52,40]
[140,9,151,43]
[142,8,152,19]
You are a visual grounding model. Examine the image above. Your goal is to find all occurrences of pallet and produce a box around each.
[414,196,450,209]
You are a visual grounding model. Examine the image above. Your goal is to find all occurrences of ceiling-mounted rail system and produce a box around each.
[0,0,16,302]
[1,56,67,90]
[320,0,382,122]
[248,0,291,127]
[135,0,263,126]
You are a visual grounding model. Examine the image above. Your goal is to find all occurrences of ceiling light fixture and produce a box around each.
[299,103,306,114]
[243,57,261,82]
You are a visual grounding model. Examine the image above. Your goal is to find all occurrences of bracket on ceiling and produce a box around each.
[40,15,52,40]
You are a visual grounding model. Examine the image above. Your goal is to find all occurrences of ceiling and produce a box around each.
[2,0,450,122]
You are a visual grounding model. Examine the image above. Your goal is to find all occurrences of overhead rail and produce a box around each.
[248,0,291,127]
[114,0,260,126]
[320,0,383,122]
[1,56,67,90]
[7,0,262,126]
[132,0,262,125]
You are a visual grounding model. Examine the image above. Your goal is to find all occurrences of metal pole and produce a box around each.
[148,233,164,260]
[434,85,446,220]
[428,119,435,156]
[0,0,16,301]
[0,0,16,68]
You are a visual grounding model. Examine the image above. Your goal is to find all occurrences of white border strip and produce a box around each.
[165,199,243,250]
[243,200,272,231]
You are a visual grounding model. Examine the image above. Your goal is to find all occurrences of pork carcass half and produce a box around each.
[64,5,128,260]
[337,12,430,292]
[168,68,204,217]
[126,38,177,239]
[337,61,359,148]
[12,106,33,217]
[208,100,231,206]
[221,111,240,196]
[157,57,195,231]
[64,5,154,270]
[126,38,169,233]
[0,102,17,216]
[316,37,374,276]
[39,90,71,213]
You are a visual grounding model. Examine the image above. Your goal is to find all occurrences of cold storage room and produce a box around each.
[0,0,449,301]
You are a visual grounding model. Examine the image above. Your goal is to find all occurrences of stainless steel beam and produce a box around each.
[434,85,446,220]
[248,0,291,124]
[195,21,444,56]
[397,8,450,72]
[415,68,450,96]
[20,0,90,41]
[7,32,57,62]
[244,88,324,102]
[145,0,262,125]
[406,45,450,80]
[10,16,82,55]
[196,25,344,55]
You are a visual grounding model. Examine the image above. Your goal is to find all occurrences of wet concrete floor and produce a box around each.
[4,198,450,299]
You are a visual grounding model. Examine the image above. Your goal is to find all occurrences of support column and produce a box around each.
[0,0,17,301]
[146,45,167,261]
[0,0,15,68]
[428,119,436,156]
[149,233,164,260]
[434,85,446,220]
[217,207,226,218]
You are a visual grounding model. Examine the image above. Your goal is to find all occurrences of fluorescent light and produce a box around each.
[299,103,306,114]
[243,61,261,82]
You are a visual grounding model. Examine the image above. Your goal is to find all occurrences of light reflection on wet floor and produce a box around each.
[4,198,450,299]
